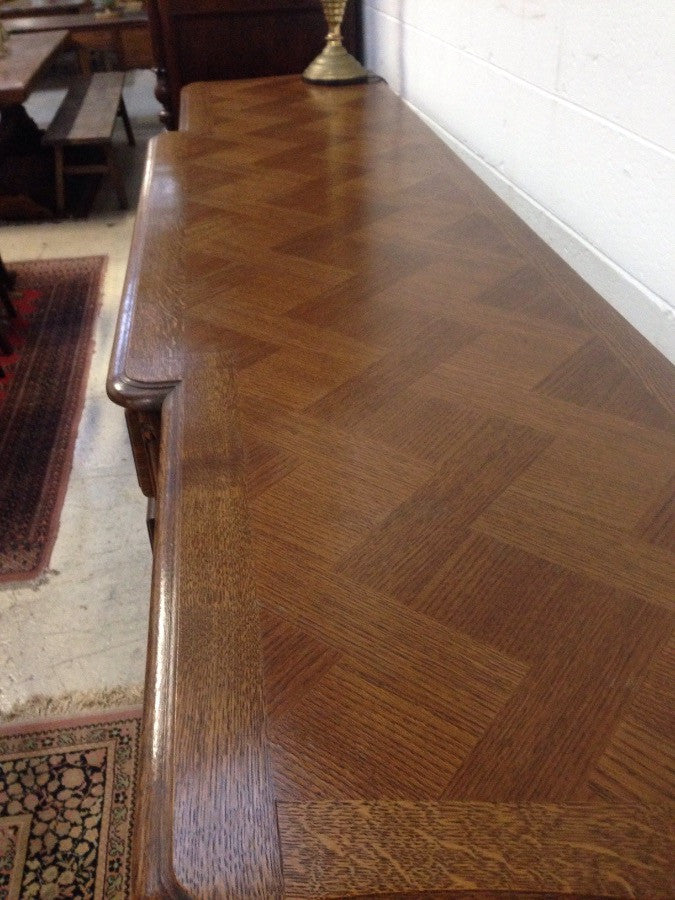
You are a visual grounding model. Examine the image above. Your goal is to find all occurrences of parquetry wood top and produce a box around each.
[0,29,68,105]
[108,77,675,898]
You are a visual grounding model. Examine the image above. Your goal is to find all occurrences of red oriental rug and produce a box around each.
[0,256,105,583]
[0,707,141,899]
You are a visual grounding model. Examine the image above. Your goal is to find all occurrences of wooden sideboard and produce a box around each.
[108,77,675,898]
[145,0,361,128]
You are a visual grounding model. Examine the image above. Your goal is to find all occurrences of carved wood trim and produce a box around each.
[130,368,284,897]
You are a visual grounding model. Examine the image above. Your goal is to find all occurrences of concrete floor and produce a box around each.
[0,68,162,716]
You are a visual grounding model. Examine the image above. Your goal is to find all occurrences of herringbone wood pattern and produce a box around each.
[113,77,674,896]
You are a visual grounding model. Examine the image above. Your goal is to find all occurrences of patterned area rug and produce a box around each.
[0,257,105,583]
[0,708,141,899]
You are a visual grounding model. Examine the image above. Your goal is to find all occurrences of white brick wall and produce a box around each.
[363,0,675,361]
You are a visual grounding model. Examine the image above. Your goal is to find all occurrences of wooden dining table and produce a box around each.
[0,29,69,219]
[0,0,85,19]
[0,29,68,106]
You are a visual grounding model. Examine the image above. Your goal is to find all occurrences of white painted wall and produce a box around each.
[363,0,675,362]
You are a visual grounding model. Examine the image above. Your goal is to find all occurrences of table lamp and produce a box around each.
[303,0,367,84]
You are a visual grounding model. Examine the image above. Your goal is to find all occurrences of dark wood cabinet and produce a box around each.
[145,0,362,128]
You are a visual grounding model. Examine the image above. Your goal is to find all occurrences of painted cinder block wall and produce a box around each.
[362,0,675,362]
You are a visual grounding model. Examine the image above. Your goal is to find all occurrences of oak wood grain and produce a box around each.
[172,359,282,897]
[129,383,186,899]
[279,801,674,897]
[108,77,675,897]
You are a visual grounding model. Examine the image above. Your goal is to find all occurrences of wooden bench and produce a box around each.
[43,71,135,214]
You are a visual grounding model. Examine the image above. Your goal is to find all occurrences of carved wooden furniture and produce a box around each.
[108,77,675,897]
[143,0,361,128]
[5,11,152,72]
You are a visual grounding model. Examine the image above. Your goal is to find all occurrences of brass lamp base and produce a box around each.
[303,42,368,85]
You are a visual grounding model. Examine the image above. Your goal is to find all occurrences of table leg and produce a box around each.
[118,96,135,147]
[0,104,42,154]
[54,145,66,214]
[0,254,16,292]
[106,145,127,210]
[77,45,92,76]
[0,253,16,321]
[0,104,56,218]
[0,251,13,361]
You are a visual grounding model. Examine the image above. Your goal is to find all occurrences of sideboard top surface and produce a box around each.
[109,76,675,898]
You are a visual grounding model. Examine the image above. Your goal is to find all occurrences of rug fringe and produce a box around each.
[0,568,58,592]
[0,683,144,724]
